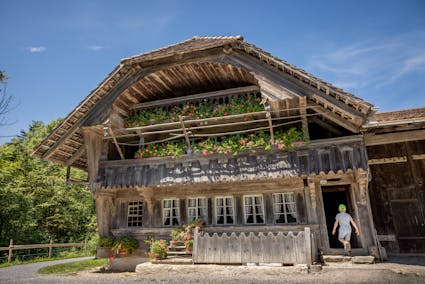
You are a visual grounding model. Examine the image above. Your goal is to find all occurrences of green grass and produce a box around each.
[38,258,108,274]
[0,252,94,268]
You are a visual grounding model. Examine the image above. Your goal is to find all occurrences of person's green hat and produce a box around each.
[338,204,346,211]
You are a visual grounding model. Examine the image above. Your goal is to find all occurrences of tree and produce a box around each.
[0,120,96,245]
[0,70,13,126]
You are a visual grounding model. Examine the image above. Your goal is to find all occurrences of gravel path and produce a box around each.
[0,257,93,284]
[0,256,424,284]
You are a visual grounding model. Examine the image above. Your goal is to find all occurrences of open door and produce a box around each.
[322,185,360,249]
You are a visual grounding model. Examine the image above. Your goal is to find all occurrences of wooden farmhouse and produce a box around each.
[31,36,425,263]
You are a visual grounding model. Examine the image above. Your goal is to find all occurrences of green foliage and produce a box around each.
[134,128,307,159]
[37,258,108,274]
[125,94,263,127]
[146,239,168,259]
[184,239,193,248]
[98,236,113,248]
[112,236,139,254]
[170,226,184,241]
[0,120,96,247]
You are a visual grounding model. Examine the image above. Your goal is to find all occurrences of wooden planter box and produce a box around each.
[96,247,112,258]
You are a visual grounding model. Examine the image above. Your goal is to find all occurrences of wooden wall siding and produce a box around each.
[193,227,314,265]
[97,138,367,188]
[368,140,425,253]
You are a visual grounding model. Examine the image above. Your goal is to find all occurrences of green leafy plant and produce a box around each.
[112,236,139,255]
[97,236,113,248]
[125,94,264,127]
[146,239,169,260]
[184,239,193,251]
[134,128,307,159]
[170,227,185,241]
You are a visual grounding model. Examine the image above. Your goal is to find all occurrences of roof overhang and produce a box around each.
[31,36,375,170]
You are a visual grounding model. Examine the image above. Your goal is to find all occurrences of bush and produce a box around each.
[98,236,113,248]
[112,236,139,254]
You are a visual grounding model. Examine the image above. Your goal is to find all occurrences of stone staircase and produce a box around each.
[322,255,375,265]
[151,241,193,264]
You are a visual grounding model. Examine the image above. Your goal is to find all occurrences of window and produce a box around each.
[163,199,180,226]
[127,201,143,227]
[215,196,235,225]
[273,193,297,224]
[187,197,208,222]
[243,195,265,224]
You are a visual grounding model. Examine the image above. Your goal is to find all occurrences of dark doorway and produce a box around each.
[322,185,360,249]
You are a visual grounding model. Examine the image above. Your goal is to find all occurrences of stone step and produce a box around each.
[322,255,375,264]
[168,245,186,250]
[151,257,193,265]
[167,250,192,256]
[322,255,352,263]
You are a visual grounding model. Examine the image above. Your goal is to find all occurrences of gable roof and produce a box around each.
[31,36,375,169]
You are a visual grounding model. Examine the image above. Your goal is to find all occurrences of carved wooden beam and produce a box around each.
[368,156,408,165]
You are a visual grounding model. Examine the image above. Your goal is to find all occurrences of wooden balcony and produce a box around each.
[97,135,367,188]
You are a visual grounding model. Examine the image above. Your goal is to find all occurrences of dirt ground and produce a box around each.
[74,255,425,284]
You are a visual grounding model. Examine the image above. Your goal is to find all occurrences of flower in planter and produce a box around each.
[146,239,169,260]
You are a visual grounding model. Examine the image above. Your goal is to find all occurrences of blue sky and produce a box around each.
[1,0,425,143]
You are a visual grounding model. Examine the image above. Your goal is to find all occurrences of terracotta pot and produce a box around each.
[186,246,193,252]
[170,240,177,248]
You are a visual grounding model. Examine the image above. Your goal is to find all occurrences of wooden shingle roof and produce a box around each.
[31,36,376,169]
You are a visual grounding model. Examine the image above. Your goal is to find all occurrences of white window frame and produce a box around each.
[187,197,208,222]
[243,194,265,225]
[162,198,180,227]
[272,192,298,224]
[215,196,235,225]
[127,201,143,227]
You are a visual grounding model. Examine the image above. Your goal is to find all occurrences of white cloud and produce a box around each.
[27,46,46,53]
[307,31,425,91]
[87,45,104,51]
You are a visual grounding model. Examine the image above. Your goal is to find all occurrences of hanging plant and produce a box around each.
[134,128,308,160]
[125,94,264,128]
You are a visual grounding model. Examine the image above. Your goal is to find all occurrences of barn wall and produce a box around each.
[368,140,425,253]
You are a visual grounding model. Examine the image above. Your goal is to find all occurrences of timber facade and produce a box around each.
[31,36,425,263]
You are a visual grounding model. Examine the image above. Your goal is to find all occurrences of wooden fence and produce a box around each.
[193,227,314,265]
[0,239,87,262]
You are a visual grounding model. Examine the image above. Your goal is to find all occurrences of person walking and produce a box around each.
[332,204,360,256]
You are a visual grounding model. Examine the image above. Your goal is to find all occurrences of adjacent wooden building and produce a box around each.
[31,36,425,262]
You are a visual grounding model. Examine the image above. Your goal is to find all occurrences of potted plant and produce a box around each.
[112,236,139,256]
[97,236,113,258]
[170,227,184,248]
[184,239,193,252]
[147,239,169,260]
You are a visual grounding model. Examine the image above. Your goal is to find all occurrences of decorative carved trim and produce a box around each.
[368,156,407,165]
[412,154,425,160]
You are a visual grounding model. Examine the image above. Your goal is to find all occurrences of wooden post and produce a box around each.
[84,238,88,255]
[304,227,312,267]
[48,239,53,258]
[265,105,274,143]
[8,239,13,263]
[106,125,125,160]
[299,96,309,140]
[179,116,192,152]
[193,227,199,263]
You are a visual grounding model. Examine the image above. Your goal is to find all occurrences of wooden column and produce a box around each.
[354,169,376,250]
[95,193,116,237]
[139,187,154,227]
[299,96,309,139]
[307,177,318,223]
[81,126,103,191]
